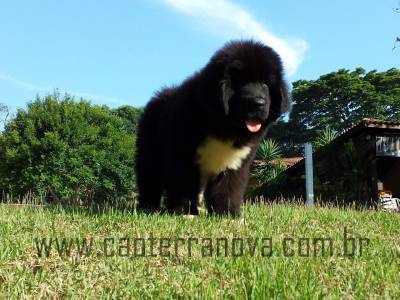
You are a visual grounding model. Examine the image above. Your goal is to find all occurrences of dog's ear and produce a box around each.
[218,60,243,115]
[269,80,291,121]
[220,79,234,115]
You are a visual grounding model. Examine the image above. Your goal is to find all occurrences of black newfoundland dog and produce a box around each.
[135,40,290,216]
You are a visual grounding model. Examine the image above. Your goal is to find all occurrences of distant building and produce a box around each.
[276,118,400,205]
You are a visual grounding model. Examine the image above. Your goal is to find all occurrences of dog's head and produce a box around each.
[202,40,291,137]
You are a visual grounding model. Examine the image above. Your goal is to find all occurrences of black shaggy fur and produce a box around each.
[135,40,290,216]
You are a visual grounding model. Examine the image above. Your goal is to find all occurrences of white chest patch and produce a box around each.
[196,137,251,178]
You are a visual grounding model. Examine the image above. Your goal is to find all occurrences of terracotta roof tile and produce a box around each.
[253,157,303,168]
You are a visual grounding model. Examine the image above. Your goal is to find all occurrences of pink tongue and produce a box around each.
[245,120,262,133]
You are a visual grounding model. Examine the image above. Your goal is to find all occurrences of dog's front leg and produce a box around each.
[204,166,250,216]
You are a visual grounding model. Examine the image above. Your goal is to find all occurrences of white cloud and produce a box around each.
[161,0,308,75]
[0,73,123,105]
[0,74,51,92]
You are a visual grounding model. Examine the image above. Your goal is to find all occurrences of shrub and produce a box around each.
[0,92,135,203]
[249,139,287,198]
[112,105,144,135]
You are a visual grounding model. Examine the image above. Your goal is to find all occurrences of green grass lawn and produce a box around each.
[0,203,399,299]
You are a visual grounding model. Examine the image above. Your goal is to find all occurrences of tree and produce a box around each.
[267,119,312,156]
[269,68,400,156]
[0,92,136,203]
[395,37,400,50]
[0,103,10,125]
[112,105,144,135]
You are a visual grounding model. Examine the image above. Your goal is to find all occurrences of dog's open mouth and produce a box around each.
[245,119,262,133]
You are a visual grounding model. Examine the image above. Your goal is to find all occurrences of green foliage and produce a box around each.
[112,105,143,135]
[314,128,338,149]
[256,139,282,161]
[0,103,10,125]
[255,161,287,187]
[269,68,400,156]
[291,68,400,131]
[0,103,6,113]
[0,92,136,203]
[253,139,287,196]
[395,37,400,50]
[267,120,311,156]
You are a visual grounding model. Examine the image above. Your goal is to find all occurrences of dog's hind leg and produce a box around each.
[135,98,165,212]
[163,160,201,215]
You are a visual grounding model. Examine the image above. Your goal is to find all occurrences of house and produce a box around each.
[276,118,400,206]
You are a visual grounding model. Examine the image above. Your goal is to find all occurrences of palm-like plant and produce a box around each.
[254,139,286,183]
[256,139,282,161]
[314,128,338,149]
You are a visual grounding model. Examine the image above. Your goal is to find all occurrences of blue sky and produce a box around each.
[0,0,399,113]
